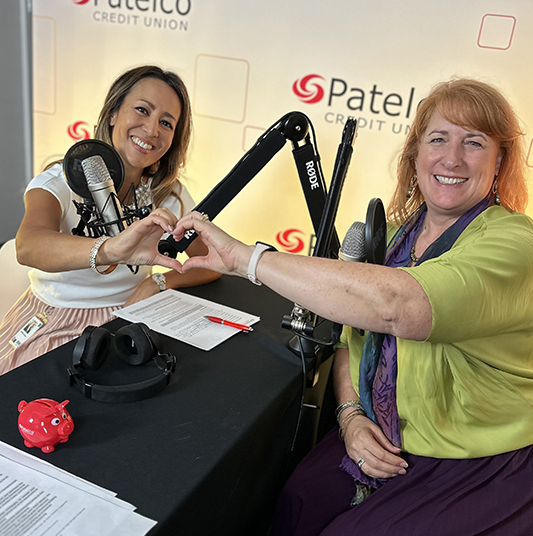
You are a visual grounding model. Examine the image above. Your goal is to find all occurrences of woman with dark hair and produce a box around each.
[169,78,533,534]
[94,65,193,212]
[0,65,219,374]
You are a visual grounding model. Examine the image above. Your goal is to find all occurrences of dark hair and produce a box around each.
[388,78,527,224]
[94,65,192,208]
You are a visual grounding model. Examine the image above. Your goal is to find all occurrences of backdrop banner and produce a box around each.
[32,1,533,254]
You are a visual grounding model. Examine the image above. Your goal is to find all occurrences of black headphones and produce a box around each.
[67,323,176,403]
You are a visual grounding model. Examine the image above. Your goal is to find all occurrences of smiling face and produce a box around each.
[415,110,502,222]
[109,77,182,187]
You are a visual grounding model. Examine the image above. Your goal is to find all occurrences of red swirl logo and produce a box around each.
[276,229,305,254]
[72,0,91,4]
[292,74,325,104]
[67,121,91,141]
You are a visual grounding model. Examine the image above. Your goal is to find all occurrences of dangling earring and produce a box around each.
[407,174,417,199]
[492,177,500,205]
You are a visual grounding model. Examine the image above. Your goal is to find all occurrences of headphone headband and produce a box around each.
[68,323,176,403]
[67,355,175,403]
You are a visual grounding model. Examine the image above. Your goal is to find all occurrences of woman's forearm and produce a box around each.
[17,225,101,272]
[17,188,183,274]
[256,251,431,341]
[16,189,98,272]
[172,213,432,341]
[332,348,358,405]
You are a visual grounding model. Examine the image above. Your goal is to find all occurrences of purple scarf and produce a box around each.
[341,195,495,488]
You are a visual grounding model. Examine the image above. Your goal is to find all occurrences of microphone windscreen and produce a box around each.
[365,198,386,265]
[64,139,124,199]
[339,221,366,262]
[82,155,113,187]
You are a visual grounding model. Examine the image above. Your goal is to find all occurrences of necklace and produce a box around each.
[409,244,420,263]
[409,217,426,264]
[134,177,153,208]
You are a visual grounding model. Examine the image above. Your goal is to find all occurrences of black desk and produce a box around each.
[0,276,305,536]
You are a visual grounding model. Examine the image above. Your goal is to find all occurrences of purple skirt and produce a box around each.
[270,428,533,536]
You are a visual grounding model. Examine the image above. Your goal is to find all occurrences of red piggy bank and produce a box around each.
[18,399,74,453]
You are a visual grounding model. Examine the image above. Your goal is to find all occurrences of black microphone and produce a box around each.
[81,155,125,236]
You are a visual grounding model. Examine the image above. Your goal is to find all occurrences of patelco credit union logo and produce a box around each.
[292,74,325,104]
[276,229,305,254]
[71,0,191,30]
[67,121,91,141]
[292,72,417,135]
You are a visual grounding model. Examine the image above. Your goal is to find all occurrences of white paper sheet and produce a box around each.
[0,442,156,536]
[113,290,260,351]
[0,441,120,504]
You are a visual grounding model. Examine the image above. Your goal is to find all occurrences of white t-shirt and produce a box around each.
[25,164,195,308]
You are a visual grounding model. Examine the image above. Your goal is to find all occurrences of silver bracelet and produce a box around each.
[335,400,365,422]
[152,272,166,292]
[89,236,116,275]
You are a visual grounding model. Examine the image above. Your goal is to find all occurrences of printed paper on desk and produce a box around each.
[113,290,260,351]
[0,441,155,536]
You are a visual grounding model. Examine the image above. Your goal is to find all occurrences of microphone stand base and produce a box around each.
[288,334,317,360]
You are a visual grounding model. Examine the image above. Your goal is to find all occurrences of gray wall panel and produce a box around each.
[0,0,32,244]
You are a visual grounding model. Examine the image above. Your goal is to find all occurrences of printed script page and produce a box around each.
[113,290,260,351]
[0,441,156,536]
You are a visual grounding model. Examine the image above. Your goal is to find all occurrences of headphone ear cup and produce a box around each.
[113,323,157,366]
[74,326,112,371]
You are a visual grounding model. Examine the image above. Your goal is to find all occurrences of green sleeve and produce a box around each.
[399,209,533,343]
[334,325,350,350]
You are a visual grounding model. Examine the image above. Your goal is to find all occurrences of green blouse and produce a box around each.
[338,206,533,458]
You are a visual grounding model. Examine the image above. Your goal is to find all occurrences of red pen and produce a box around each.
[205,316,253,333]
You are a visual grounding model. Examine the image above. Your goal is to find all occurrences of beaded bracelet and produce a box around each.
[335,400,365,423]
[89,236,118,275]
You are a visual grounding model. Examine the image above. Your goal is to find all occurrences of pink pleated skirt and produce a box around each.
[0,287,120,376]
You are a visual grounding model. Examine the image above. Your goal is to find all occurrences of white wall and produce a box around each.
[32,1,533,253]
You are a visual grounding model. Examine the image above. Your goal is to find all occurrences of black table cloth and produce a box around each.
[0,276,305,535]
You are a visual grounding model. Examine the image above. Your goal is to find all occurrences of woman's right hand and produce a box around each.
[341,412,408,479]
[101,207,181,269]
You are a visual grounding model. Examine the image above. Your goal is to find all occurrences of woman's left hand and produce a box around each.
[171,211,252,276]
[123,276,160,307]
[342,414,407,479]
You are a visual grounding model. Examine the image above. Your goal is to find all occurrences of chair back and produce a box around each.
[0,239,30,323]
